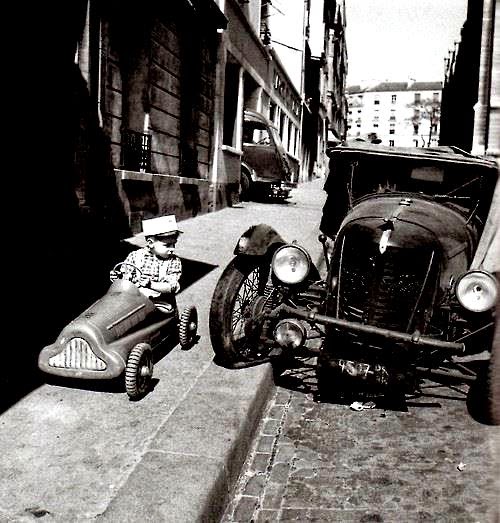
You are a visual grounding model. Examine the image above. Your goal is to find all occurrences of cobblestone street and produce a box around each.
[223,356,500,522]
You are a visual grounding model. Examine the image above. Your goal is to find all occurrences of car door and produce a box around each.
[242,120,284,182]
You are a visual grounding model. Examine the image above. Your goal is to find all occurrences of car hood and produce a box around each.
[338,194,478,266]
[58,280,156,345]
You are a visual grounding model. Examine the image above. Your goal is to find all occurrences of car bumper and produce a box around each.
[271,304,466,353]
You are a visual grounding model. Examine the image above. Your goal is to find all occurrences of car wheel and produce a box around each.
[209,256,272,368]
[179,306,198,350]
[240,171,252,201]
[125,343,153,399]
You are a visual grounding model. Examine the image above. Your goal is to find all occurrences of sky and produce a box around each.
[344,0,468,87]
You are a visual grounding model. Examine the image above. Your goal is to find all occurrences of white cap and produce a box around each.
[141,215,182,238]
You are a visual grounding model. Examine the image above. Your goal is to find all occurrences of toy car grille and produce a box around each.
[48,337,106,371]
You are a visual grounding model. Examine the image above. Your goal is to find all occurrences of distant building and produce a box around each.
[346,81,442,148]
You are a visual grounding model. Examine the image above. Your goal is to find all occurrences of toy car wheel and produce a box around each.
[125,343,153,399]
[179,306,198,349]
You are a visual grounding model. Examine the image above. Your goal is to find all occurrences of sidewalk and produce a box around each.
[0,179,327,522]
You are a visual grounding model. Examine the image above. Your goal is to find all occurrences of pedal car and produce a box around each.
[38,262,198,399]
[209,142,499,422]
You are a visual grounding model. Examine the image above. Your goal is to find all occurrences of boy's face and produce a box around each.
[147,234,178,258]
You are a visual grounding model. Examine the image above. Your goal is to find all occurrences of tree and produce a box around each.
[408,97,441,147]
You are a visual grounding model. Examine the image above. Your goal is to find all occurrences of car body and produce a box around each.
[241,110,297,200]
[209,142,499,420]
[39,273,198,399]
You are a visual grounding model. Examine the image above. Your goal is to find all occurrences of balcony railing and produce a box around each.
[120,129,152,172]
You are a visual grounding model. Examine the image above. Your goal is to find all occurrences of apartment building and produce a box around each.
[347,81,442,148]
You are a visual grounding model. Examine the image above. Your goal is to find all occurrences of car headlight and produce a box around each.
[456,270,498,312]
[272,244,311,285]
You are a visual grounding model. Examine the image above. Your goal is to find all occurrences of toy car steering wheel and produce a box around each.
[111,262,143,283]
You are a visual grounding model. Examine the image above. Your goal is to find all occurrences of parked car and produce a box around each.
[38,262,198,400]
[209,142,499,421]
[240,109,297,201]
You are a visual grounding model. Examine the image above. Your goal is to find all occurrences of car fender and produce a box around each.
[241,161,257,182]
[234,224,286,256]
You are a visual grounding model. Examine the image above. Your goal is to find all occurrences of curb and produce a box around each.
[99,362,276,522]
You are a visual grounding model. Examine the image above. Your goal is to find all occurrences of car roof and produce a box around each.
[328,141,498,173]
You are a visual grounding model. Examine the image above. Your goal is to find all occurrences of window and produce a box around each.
[389,115,396,121]
[374,97,380,105]
[242,122,271,145]
[269,102,276,123]
[389,140,395,146]
[391,94,397,103]
[223,62,240,147]
[373,123,379,128]
[414,92,421,103]
[432,92,439,102]
[389,129,395,134]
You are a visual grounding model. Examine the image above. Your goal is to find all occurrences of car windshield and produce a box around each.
[327,145,497,219]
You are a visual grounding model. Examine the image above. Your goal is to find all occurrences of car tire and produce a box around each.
[125,343,153,400]
[209,256,272,368]
[179,306,198,350]
[240,171,252,201]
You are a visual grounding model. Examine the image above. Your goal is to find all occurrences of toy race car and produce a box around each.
[38,262,198,399]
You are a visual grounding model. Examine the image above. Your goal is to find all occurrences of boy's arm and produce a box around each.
[151,257,182,294]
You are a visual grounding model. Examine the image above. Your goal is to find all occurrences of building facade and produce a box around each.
[347,81,442,148]
[70,0,347,234]
[441,0,499,161]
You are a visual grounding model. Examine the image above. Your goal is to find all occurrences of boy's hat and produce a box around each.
[141,215,183,238]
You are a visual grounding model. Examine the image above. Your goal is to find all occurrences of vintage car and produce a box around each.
[38,262,198,399]
[209,142,499,421]
[241,110,297,201]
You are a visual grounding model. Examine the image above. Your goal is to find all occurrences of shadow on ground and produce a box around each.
[268,354,498,422]
[1,253,216,414]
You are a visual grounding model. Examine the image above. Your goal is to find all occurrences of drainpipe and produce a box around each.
[472,0,495,157]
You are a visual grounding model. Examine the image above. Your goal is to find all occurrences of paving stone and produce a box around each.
[262,419,280,435]
[261,481,287,509]
[250,453,272,474]
[243,473,266,497]
[255,508,280,522]
[268,405,286,420]
[232,495,258,522]
[256,435,275,453]
[275,443,295,463]
[269,462,291,484]
[274,390,292,406]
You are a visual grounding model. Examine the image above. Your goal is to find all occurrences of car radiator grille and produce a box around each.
[48,337,107,371]
[338,243,430,332]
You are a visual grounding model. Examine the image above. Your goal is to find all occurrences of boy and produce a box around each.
[111,215,182,302]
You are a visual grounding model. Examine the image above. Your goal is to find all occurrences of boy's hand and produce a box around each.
[138,275,151,288]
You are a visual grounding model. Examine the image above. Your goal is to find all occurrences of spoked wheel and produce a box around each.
[179,306,198,350]
[209,256,273,368]
[125,343,153,399]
